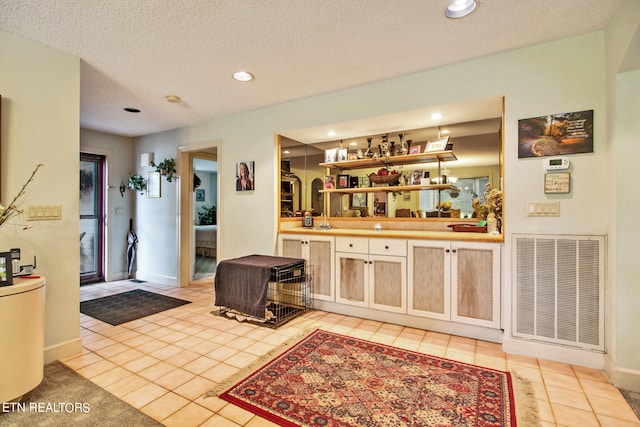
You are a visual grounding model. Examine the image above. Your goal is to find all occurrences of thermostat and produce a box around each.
[544,157,570,170]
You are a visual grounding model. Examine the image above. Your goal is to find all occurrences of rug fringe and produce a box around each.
[202,327,317,399]
[510,370,542,427]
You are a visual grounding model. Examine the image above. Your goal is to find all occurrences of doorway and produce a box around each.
[80,153,105,284]
[193,156,218,280]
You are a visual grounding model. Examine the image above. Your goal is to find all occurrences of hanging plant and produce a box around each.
[127,174,146,194]
[151,158,177,182]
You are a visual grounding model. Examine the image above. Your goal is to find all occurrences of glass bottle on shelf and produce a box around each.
[397,133,408,155]
[364,138,374,158]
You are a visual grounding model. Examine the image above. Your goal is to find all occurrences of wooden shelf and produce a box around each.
[319,150,457,170]
[319,184,456,194]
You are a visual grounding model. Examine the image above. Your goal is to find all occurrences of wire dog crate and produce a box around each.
[219,264,313,328]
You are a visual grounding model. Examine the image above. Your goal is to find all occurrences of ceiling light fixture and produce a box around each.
[166,95,181,103]
[232,71,255,82]
[327,130,336,137]
[431,112,442,121]
[124,107,141,113]
[445,0,477,19]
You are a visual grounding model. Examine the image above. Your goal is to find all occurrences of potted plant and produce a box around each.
[197,205,216,225]
[128,174,146,194]
[152,158,177,182]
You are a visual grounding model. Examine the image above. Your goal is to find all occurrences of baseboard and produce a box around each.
[44,338,83,364]
[133,272,177,286]
[605,355,640,392]
[502,336,605,370]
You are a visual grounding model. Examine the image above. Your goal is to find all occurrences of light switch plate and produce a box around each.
[527,201,560,217]
[26,205,62,221]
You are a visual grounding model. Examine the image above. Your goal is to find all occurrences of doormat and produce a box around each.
[80,289,190,325]
[215,329,528,427]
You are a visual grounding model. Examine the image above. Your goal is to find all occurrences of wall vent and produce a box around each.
[512,234,605,351]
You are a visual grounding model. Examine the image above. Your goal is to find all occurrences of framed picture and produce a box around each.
[409,145,421,154]
[411,169,424,185]
[349,176,359,188]
[0,252,13,287]
[195,188,205,201]
[424,136,450,153]
[337,148,348,162]
[324,148,337,163]
[146,171,161,198]
[350,193,367,208]
[325,175,336,189]
[518,109,594,158]
[337,174,349,189]
[347,153,358,160]
[236,161,254,191]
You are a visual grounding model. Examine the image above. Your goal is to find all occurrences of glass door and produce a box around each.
[80,153,105,284]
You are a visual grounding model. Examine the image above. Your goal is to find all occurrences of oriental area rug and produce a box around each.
[215,329,527,427]
[80,289,190,325]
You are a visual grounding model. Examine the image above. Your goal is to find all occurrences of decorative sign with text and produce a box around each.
[545,172,571,194]
[518,109,594,158]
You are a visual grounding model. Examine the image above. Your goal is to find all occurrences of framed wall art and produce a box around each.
[236,161,254,191]
[0,252,13,287]
[146,171,161,198]
[337,174,349,189]
[195,188,205,201]
[518,109,594,158]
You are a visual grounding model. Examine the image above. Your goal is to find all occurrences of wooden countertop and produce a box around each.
[279,227,503,243]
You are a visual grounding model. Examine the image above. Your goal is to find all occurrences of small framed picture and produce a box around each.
[147,171,161,198]
[409,145,421,154]
[424,136,450,153]
[0,252,13,287]
[411,170,424,185]
[350,193,367,208]
[347,153,358,160]
[337,174,349,189]
[349,176,359,188]
[236,161,255,191]
[195,188,205,201]
[324,148,337,163]
[325,175,336,189]
[337,148,348,162]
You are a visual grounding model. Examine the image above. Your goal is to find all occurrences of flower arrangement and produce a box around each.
[472,183,503,231]
[0,164,43,230]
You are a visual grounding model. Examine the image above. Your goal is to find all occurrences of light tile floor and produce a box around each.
[65,280,640,427]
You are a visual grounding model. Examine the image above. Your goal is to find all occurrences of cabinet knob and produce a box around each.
[445,249,450,253]
[369,260,373,264]
[349,243,353,248]
[452,248,457,253]
[385,245,389,249]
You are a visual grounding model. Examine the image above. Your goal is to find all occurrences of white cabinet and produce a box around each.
[335,237,406,313]
[279,234,335,302]
[408,240,500,328]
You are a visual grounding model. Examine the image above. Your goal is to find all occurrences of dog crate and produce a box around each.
[220,263,313,328]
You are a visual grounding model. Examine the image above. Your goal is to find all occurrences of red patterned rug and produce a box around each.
[219,329,517,426]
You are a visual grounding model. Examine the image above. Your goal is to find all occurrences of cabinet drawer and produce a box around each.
[336,236,368,254]
[369,238,407,256]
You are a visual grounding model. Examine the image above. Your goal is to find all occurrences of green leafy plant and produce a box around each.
[127,174,146,194]
[197,205,216,225]
[152,158,177,182]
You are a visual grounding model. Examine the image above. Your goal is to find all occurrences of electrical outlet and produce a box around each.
[527,201,560,217]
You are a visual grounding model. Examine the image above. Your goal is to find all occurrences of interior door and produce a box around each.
[80,153,105,284]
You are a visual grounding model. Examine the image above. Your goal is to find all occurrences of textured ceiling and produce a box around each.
[0,0,621,137]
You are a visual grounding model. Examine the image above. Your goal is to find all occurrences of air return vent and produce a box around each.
[513,234,605,351]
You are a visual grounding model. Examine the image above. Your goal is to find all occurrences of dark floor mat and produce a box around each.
[80,289,190,325]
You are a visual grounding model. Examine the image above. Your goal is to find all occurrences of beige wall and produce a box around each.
[0,30,82,361]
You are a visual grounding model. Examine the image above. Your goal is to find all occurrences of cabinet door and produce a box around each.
[407,240,450,320]
[307,236,335,302]
[370,254,406,313]
[450,242,501,328]
[335,252,368,307]
[279,235,304,259]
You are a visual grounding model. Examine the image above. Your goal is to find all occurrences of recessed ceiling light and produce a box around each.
[327,130,336,137]
[166,95,181,103]
[441,129,451,134]
[445,0,477,19]
[232,71,254,82]
[124,107,141,113]
[431,113,443,120]
[283,150,290,154]
[349,141,358,146]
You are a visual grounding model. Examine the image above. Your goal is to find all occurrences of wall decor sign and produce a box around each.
[544,172,571,194]
[195,188,205,201]
[236,161,254,191]
[424,136,450,153]
[518,109,594,158]
[147,172,161,198]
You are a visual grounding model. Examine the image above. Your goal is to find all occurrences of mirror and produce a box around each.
[279,97,503,220]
